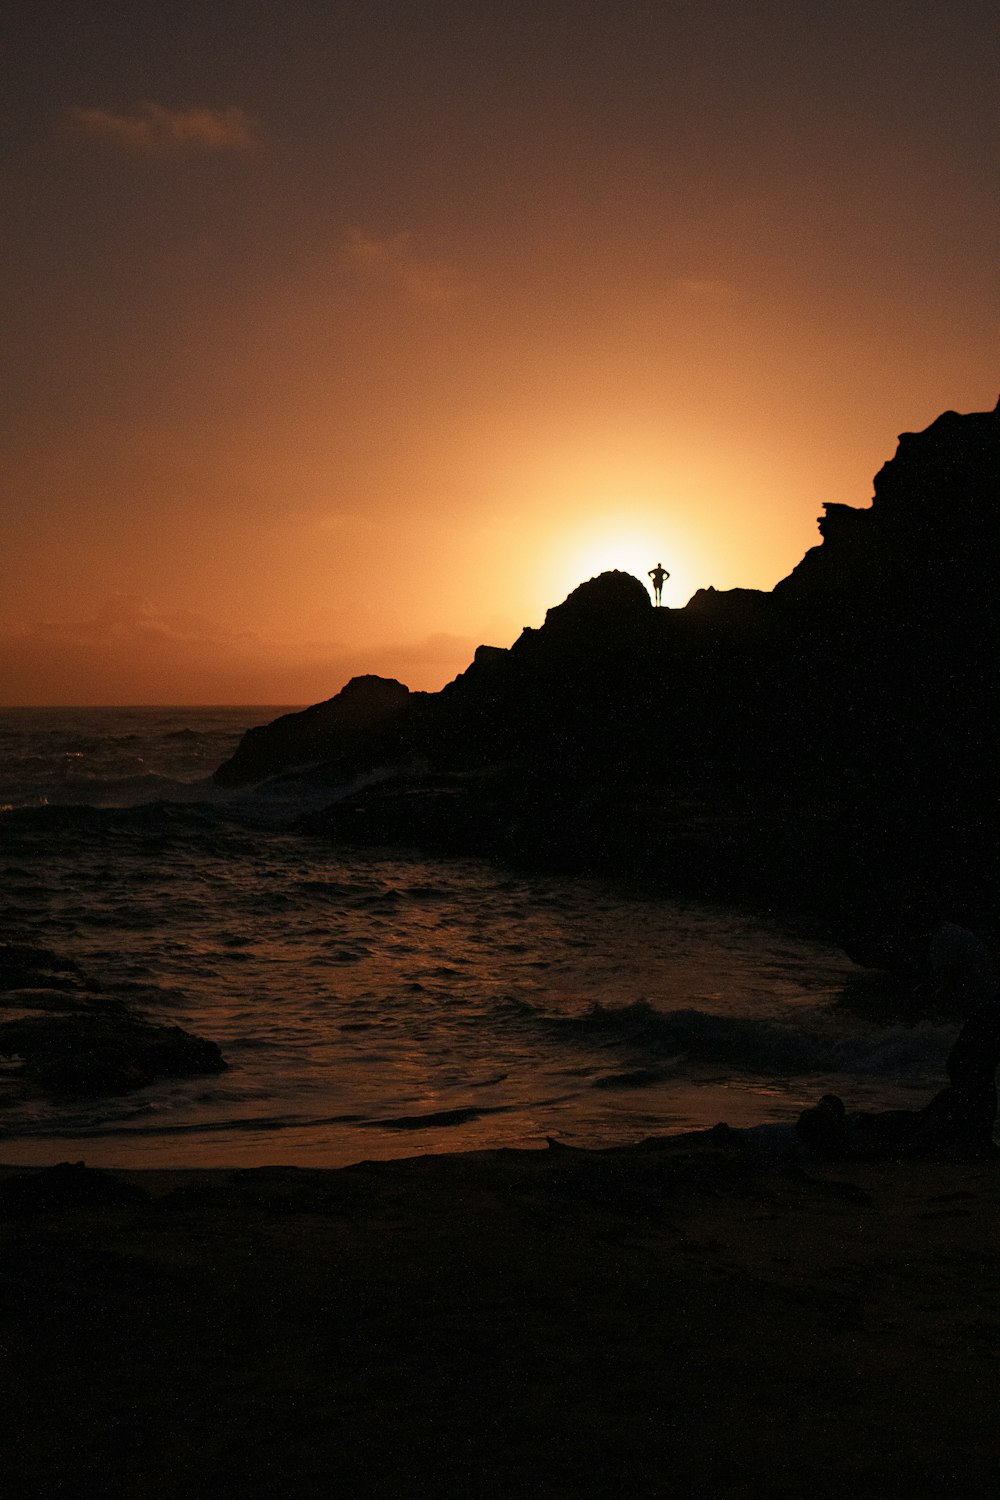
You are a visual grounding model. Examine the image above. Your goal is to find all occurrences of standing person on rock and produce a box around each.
[648,563,669,606]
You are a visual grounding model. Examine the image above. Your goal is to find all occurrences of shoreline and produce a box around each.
[4,1133,999,1495]
[0,1065,939,1173]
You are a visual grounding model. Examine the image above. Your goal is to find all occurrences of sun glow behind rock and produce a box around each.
[540,516,692,611]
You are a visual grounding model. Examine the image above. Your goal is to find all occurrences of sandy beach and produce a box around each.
[4,1133,999,1497]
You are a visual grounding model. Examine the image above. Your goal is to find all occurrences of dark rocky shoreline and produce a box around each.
[215,399,1000,951]
[0,942,226,1097]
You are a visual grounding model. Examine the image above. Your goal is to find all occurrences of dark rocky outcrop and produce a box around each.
[0,942,226,1097]
[0,943,87,994]
[0,1160,149,1214]
[214,673,413,787]
[216,400,1000,930]
[0,1009,226,1096]
[775,404,1000,602]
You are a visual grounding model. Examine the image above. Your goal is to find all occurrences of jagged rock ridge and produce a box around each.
[214,400,999,923]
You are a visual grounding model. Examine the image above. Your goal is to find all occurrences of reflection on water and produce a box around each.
[0,708,947,1168]
[0,810,945,1167]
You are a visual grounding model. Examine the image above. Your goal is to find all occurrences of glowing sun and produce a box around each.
[547,521,677,607]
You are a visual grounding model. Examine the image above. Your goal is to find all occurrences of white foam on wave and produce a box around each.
[516,997,951,1081]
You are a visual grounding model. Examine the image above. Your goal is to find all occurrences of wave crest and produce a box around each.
[512,998,948,1080]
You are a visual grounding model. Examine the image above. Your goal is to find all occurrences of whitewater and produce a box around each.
[0,707,950,1167]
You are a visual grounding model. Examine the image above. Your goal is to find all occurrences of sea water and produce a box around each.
[0,707,949,1167]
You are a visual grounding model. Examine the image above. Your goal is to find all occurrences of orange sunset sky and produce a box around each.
[2,2,996,705]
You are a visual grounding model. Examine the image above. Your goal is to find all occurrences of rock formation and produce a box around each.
[0,942,226,1097]
[214,399,999,925]
[214,673,413,787]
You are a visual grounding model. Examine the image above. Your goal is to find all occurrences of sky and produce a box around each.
[2,0,997,705]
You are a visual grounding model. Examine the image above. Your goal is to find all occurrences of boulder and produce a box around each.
[0,1010,227,1096]
[214,674,412,787]
[0,942,87,994]
[535,569,651,637]
[0,943,226,1097]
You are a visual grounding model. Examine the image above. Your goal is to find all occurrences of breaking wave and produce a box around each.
[509,998,949,1080]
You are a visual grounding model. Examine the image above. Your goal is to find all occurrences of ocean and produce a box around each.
[0,707,949,1167]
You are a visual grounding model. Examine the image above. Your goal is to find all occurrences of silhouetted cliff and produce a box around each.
[215,399,999,926]
[214,674,414,787]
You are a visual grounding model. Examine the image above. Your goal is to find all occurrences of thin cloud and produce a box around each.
[344,227,471,305]
[24,595,257,647]
[0,605,476,704]
[73,103,257,152]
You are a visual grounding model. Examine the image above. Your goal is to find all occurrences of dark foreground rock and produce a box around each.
[0,1159,149,1214]
[0,942,87,994]
[2,1139,999,1496]
[0,942,226,1096]
[0,1009,226,1095]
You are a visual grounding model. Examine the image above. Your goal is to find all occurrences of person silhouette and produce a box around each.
[648,562,669,606]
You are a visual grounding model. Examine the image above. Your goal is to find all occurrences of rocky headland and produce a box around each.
[215,400,999,941]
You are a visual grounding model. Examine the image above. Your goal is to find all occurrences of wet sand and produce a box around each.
[3,1134,999,1497]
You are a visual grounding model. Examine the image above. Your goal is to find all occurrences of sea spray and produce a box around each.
[0,707,943,1167]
